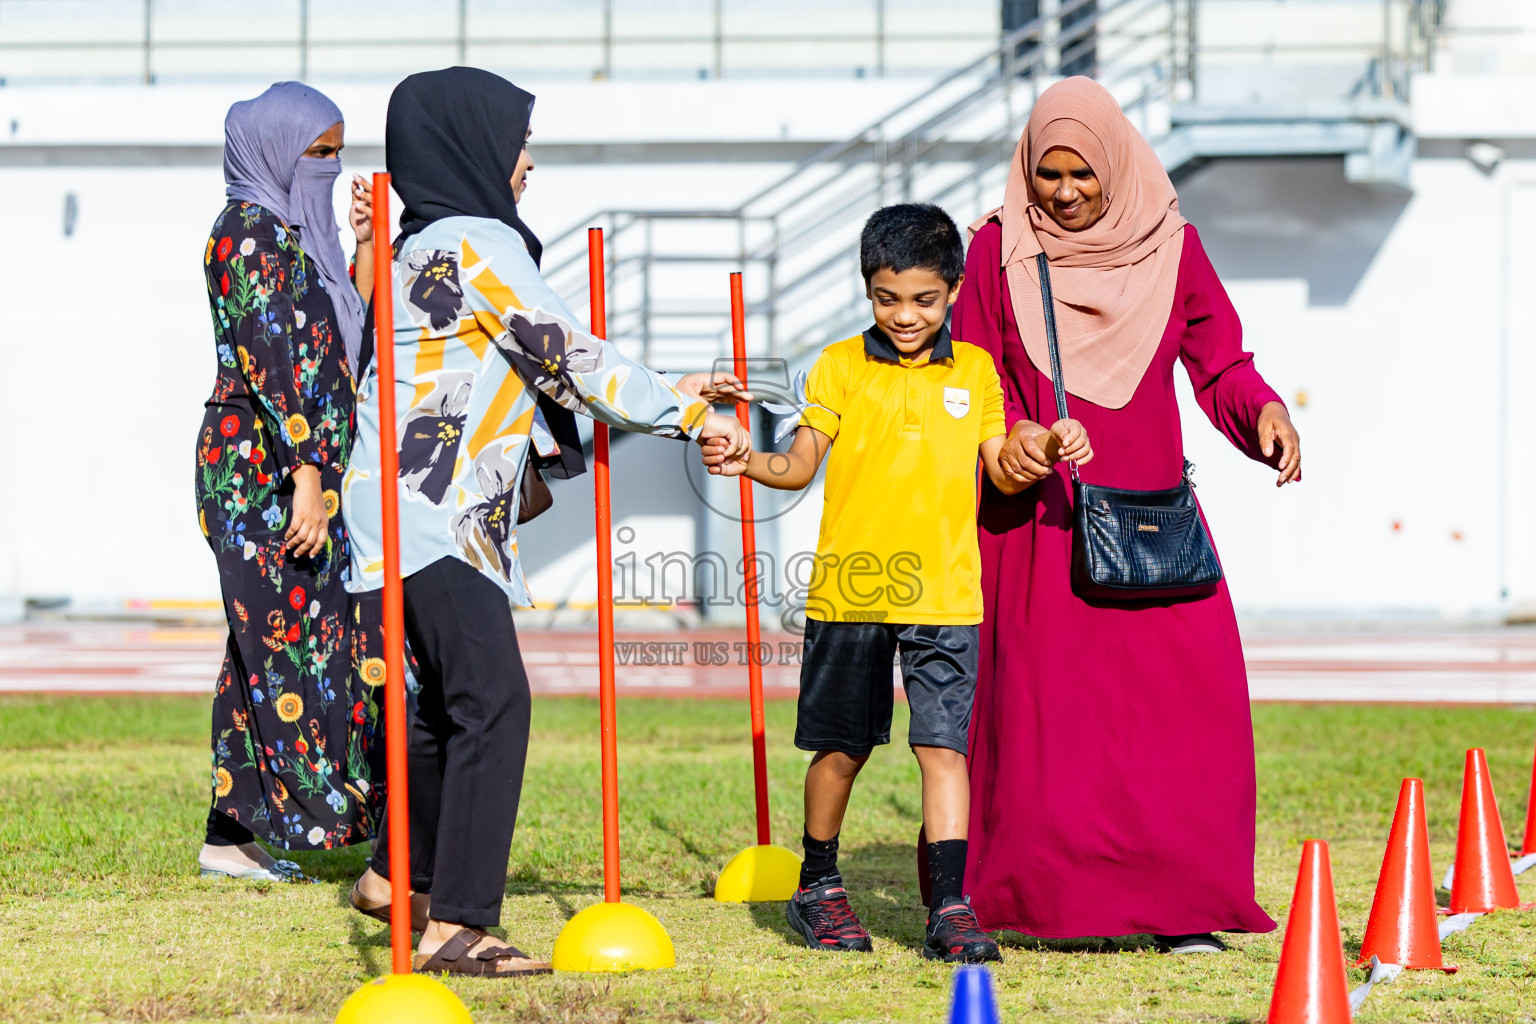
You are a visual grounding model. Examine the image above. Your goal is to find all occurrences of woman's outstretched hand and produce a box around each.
[1257,401,1301,487]
[675,371,753,405]
[286,464,329,559]
[349,175,373,244]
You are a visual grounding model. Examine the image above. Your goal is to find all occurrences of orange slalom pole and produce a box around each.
[590,228,622,904]
[730,273,772,846]
[371,173,413,975]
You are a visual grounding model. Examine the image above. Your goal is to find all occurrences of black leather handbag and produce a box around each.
[1035,252,1223,601]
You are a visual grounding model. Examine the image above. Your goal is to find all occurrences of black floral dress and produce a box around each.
[196,201,383,850]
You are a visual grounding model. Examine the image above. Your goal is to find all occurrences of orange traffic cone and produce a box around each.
[1449,748,1527,913]
[1522,734,1536,857]
[1355,779,1455,971]
[1268,839,1352,1024]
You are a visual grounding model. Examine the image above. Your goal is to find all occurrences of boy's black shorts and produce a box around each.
[793,618,978,757]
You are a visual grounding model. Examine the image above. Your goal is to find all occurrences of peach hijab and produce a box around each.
[984,76,1186,410]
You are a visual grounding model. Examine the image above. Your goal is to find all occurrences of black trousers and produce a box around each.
[371,556,531,928]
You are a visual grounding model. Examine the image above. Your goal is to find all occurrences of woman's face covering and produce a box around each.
[1033,146,1104,231]
[509,129,534,202]
[304,122,345,159]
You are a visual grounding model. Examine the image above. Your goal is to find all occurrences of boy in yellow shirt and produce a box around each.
[710,204,1090,961]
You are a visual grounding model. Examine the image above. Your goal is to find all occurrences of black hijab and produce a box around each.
[387,66,543,265]
[382,67,586,479]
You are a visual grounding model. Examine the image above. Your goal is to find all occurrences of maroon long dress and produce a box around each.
[954,221,1279,938]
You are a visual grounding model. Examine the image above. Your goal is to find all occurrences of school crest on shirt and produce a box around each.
[943,387,970,419]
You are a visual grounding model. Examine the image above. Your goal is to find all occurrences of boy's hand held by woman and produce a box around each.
[998,417,1091,486]
[698,412,752,474]
[681,371,756,475]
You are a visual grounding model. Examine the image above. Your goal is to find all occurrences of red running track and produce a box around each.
[6,623,1536,703]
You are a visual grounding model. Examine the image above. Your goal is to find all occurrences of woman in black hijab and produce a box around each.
[343,67,750,976]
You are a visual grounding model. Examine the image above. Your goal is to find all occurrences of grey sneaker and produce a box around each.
[1154,932,1226,954]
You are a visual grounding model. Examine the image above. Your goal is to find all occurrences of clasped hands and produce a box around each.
[996,418,1093,486]
[674,372,755,474]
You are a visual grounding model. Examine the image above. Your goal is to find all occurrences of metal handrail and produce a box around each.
[0,0,1002,85]
[539,0,1179,364]
[540,0,1161,353]
[540,0,1444,369]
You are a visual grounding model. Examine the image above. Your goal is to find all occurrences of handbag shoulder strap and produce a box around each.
[1035,252,1070,426]
[1035,252,1079,482]
[1036,252,1193,488]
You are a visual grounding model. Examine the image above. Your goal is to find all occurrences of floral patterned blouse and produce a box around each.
[202,201,355,479]
[343,217,709,605]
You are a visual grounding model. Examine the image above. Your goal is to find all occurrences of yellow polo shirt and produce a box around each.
[799,325,1006,625]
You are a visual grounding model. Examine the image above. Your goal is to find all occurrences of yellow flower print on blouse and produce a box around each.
[323,489,340,517]
[214,766,234,798]
[275,692,304,723]
[286,414,311,444]
[359,658,387,688]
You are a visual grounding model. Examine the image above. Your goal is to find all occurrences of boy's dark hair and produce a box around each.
[859,203,964,288]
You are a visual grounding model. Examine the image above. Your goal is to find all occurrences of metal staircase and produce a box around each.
[537,0,1441,377]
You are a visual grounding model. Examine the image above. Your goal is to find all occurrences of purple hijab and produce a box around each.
[223,82,366,374]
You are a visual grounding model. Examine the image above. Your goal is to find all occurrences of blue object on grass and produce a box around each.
[949,964,999,1024]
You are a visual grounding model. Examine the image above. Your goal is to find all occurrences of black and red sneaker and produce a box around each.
[785,877,874,952]
[923,896,1002,963]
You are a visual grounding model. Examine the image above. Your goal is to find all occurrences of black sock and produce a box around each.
[205,807,256,848]
[926,839,967,910]
[800,831,840,888]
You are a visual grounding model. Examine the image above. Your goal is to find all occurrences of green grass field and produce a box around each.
[1,695,1534,1023]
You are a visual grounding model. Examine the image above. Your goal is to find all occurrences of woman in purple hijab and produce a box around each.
[194,82,379,881]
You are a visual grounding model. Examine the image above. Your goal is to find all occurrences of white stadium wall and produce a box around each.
[5,72,1536,616]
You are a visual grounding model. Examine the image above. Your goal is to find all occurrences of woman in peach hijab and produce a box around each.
[952,77,1299,951]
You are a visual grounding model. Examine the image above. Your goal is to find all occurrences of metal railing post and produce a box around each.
[607,212,617,331]
[602,0,614,79]
[457,0,467,65]
[767,220,780,358]
[714,0,724,78]
[901,139,912,202]
[1188,0,1199,100]
[737,214,747,278]
[298,0,308,81]
[875,0,886,77]
[1042,0,1060,75]
[641,217,653,364]
[1381,0,1392,98]
[1167,0,1176,94]
[142,0,152,85]
[876,128,887,206]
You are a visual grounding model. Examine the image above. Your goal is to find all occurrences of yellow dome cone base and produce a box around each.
[335,973,472,1024]
[714,843,803,902]
[552,901,675,972]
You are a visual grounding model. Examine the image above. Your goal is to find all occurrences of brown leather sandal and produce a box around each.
[349,878,432,933]
[411,927,553,977]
